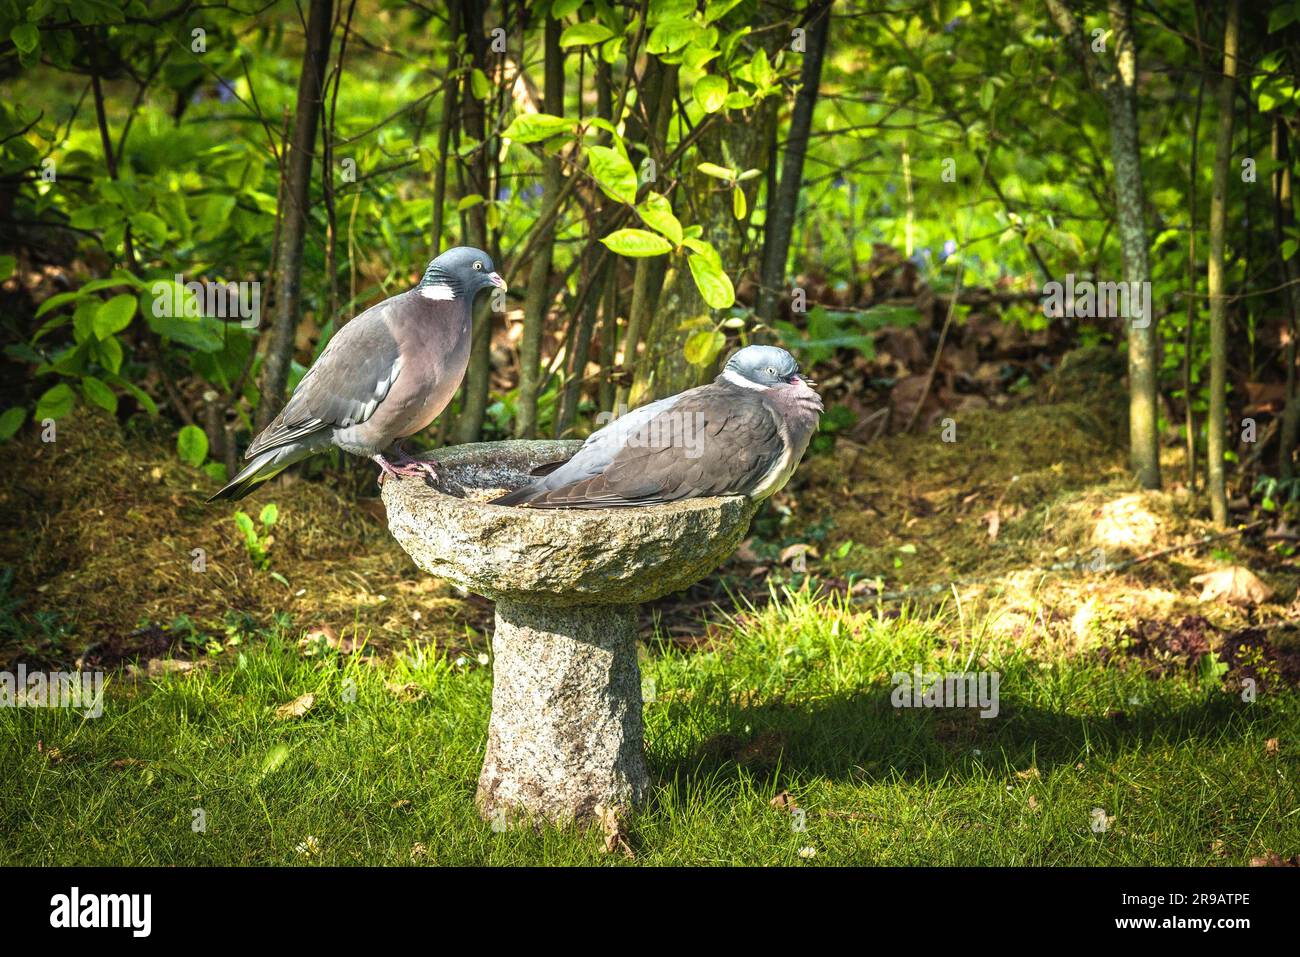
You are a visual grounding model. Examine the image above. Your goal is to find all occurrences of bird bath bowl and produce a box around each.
[381,439,760,825]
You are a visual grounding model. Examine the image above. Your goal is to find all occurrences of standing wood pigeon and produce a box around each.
[209,246,505,501]
[492,345,822,508]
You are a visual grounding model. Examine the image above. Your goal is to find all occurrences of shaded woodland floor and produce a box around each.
[1,346,1295,674]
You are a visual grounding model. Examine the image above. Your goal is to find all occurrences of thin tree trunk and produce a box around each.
[516,15,563,438]
[91,70,137,271]
[256,0,334,429]
[1045,0,1160,489]
[1183,0,1205,492]
[1207,0,1240,525]
[322,0,356,330]
[1273,118,1300,479]
[635,89,778,403]
[615,58,676,411]
[756,0,831,326]
[453,0,493,444]
[1107,0,1160,489]
[430,3,460,255]
[557,255,608,435]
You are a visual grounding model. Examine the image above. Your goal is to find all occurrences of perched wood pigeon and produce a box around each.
[209,246,505,501]
[492,345,822,508]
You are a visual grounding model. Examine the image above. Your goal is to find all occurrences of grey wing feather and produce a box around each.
[246,303,403,460]
[528,393,686,490]
[513,385,784,508]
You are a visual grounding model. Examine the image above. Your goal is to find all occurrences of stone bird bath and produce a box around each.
[381,439,760,825]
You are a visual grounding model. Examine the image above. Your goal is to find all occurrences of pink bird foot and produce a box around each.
[373,451,437,486]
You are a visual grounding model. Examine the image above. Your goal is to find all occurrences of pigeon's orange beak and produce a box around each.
[489,272,507,291]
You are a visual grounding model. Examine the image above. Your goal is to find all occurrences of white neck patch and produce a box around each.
[419,284,456,301]
[722,369,768,391]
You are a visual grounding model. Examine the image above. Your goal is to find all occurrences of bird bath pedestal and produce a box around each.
[381,440,759,825]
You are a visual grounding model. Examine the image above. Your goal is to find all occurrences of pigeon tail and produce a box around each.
[488,485,539,507]
[207,445,310,502]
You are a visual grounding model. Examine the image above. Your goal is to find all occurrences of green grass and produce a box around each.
[2,588,1297,866]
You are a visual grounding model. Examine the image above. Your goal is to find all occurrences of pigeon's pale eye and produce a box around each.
[473,261,483,270]
[766,367,776,375]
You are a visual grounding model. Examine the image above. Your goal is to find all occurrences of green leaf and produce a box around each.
[748,49,774,89]
[91,334,123,375]
[733,186,747,220]
[585,145,638,204]
[72,300,98,343]
[106,374,158,416]
[80,375,117,413]
[636,192,683,245]
[456,193,484,210]
[504,112,578,143]
[0,407,27,441]
[1268,5,1298,32]
[703,0,744,24]
[79,273,142,294]
[260,741,290,775]
[0,255,14,282]
[697,161,735,180]
[470,68,491,101]
[687,252,735,308]
[651,0,697,20]
[978,78,996,112]
[10,23,39,54]
[693,75,729,113]
[724,90,755,110]
[93,294,137,340]
[646,18,699,54]
[130,211,168,245]
[34,290,81,319]
[177,424,209,467]
[913,72,933,107]
[683,328,726,366]
[35,383,75,421]
[551,0,585,17]
[600,228,673,257]
[148,312,226,352]
[560,21,614,46]
[259,503,279,527]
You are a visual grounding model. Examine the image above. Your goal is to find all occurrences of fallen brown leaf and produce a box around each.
[779,543,820,565]
[1191,567,1274,607]
[274,693,315,720]
[128,658,194,679]
[1249,852,1299,867]
[594,803,634,859]
[770,790,799,812]
[384,681,426,701]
